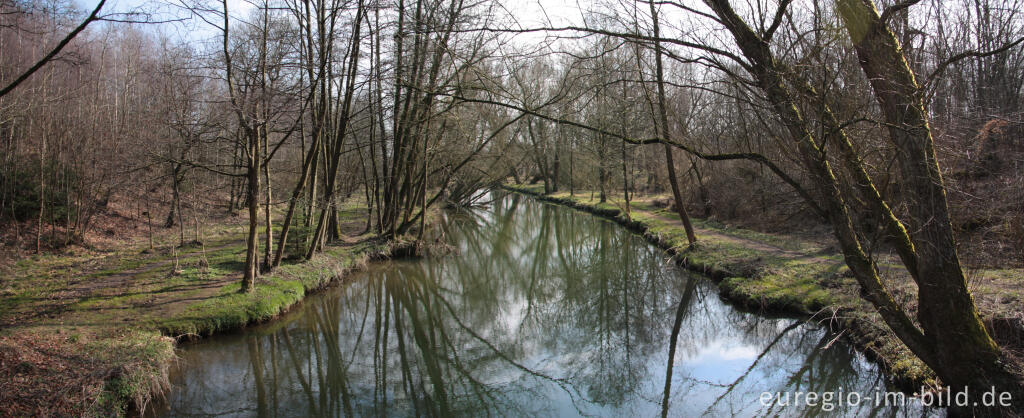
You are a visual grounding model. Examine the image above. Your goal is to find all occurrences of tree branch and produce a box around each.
[925,34,1024,87]
[0,0,107,98]
[443,92,827,217]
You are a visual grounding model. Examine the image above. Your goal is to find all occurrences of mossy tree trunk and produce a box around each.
[702,0,1023,410]
[835,0,1024,406]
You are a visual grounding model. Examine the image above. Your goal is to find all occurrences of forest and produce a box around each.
[1,0,1023,415]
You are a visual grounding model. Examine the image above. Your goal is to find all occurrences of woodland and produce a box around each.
[2,0,1024,415]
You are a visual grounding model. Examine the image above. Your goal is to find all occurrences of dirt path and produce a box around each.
[0,212,377,331]
[644,210,837,264]
[1,240,244,329]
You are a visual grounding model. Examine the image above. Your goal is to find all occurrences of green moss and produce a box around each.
[156,237,401,337]
[158,277,304,336]
[0,196,426,417]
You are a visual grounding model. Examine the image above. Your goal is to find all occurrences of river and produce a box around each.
[156,192,935,417]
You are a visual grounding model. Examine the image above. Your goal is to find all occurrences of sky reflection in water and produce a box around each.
[158,193,935,417]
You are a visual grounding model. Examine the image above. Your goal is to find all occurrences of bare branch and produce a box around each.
[0,0,107,98]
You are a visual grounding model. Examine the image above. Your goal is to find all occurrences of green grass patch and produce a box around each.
[156,236,399,337]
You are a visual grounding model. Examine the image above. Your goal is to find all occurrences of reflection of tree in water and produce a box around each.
[448,194,685,408]
[161,195,930,417]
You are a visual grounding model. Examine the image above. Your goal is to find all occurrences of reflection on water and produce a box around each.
[158,193,935,417]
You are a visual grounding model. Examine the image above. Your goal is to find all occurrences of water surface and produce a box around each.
[159,193,934,417]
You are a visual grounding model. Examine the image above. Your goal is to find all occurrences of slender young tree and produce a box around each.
[647,0,696,244]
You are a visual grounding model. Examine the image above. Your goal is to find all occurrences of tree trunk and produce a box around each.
[649,0,696,244]
[229,140,243,212]
[176,172,184,246]
[569,140,575,196]
[701,0,1023,410]
[242,140,260,293]
[621,127,631,219]
[261,128,273,271]
[663,145,697,244]
[598,138,608,203]
[551,150,560,193]
[165,164,181,228]
[837,0,1023,407]
[36,138,45,254]
[274,128,322,267]
[689,156,711,217]
[305,140,321,227]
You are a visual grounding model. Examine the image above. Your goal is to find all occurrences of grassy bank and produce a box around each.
[0,201,420,416]
[504,183,1024,391]
[155,236,413,338]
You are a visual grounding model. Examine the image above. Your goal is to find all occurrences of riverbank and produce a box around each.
[0,201,422,416]
[503,183,1024,392]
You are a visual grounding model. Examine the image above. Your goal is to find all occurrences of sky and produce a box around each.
[81,0,717,57]
[89,0,260,43]
[91,0,608,44]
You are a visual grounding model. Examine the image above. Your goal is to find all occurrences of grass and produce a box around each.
[156,237,405,337]
[507,183,843,312]
[0,198,421,416]
[503,183,1024,390]
[91,330,177,415]
[0,326,176,416]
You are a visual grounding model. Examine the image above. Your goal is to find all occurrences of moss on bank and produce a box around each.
[503,183,938,390]
[157,237,412,338]
[0,199,430,416]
